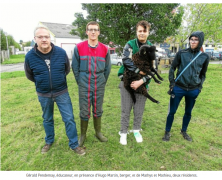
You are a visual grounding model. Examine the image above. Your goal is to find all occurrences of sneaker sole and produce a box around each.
[120,142,127,145]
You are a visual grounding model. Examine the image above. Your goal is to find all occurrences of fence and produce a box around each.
[1,50,9,63]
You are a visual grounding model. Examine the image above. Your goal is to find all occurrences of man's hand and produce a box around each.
[130,79,144,90]
[139,71,146,75]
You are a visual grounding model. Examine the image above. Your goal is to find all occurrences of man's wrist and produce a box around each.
[135,68,140,73]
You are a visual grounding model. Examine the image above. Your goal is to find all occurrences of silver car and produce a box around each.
[110,54,122,66]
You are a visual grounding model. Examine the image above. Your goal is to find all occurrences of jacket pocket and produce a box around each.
[96,58,106,72]
[79,57,88,71]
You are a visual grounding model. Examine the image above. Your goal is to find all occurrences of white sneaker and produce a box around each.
[119,132,127,145]
[133,130,143,143]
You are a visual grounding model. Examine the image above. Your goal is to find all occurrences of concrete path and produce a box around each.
[0,61,221,73]
[0,63,24,73]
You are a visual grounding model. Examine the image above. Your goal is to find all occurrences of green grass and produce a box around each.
[1,54,25,64]
[1,64,222,171]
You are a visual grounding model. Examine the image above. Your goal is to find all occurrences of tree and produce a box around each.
[5,34,21,51]
[170,3,222,48]
[71,4,184,53]
[1,29,7,50]
[23,41,31,47]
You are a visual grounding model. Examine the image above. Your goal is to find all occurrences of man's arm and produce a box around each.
[71,46,80,85]
[199,55,210,91]
[104,50,111,82]
[24,57,35,82]
[168,51,181,89]
[65,53,70,75]
[122,43,140,73]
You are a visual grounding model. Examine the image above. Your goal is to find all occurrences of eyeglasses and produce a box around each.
[190,39,199,43]
[35,36,50,40]
[87,29,99,32]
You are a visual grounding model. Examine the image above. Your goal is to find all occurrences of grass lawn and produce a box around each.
[1,65,222,171]
[1,54,25,64]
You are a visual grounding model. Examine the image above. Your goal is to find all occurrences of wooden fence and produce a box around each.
[1,50,9,63]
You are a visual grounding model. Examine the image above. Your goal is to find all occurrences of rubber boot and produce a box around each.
[78,119,88,147]
[93,117,108,142]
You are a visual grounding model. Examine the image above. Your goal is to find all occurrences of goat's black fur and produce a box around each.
[123,45,164,104]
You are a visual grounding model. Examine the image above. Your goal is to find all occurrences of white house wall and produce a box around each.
[55,38,82,59]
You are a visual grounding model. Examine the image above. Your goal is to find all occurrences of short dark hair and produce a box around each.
[136,20,151,31]
[86,21,100,31]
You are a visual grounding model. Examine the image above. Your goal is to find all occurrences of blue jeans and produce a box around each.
[38,92,78,149]
[165,86,200,132]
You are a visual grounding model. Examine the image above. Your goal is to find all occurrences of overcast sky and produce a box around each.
[0,0,87,42]
[0,0,218,43]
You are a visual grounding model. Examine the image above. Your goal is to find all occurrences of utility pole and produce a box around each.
[5,33,10,60]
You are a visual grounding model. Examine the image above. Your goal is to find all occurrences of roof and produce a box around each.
[40,22,79,39]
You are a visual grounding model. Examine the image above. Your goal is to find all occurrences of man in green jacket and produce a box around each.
[118,20,153,145]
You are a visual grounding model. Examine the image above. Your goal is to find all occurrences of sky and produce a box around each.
[1,0,218,43]
[0,0,87,42]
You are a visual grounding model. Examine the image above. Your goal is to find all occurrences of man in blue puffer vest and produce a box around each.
[24,25,85,155]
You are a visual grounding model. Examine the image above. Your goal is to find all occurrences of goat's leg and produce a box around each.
[138,86,159,104]
[151,67,164,81]
[146,70,162,84]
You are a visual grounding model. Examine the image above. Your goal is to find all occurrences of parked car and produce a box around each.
[154,53,160,70]
[168,53,176,63]
[110,54,122,66]
[205,52,215,60]
[214,51,222,60]
[219,52,222,60]
[155,51,167,63]
[168,52,176,58]
[15,51,25,55]
[155,52,161,64]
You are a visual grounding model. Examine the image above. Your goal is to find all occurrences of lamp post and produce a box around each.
[5,33,10,60]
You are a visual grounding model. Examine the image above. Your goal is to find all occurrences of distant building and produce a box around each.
[24,47,32,55]
[38,22,82,59]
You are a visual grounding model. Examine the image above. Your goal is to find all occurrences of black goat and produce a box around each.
[123,45,164,104]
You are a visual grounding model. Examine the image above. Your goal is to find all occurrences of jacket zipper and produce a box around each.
[35,52,53,97]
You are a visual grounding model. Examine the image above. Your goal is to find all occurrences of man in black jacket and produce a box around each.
[162,31,209,142]
[25,25,85,155]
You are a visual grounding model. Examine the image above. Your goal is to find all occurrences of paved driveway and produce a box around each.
[0,61,221,73]
[0,63,24,73]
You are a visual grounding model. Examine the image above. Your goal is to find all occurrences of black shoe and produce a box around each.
[180,130,192,141]
[162,131,171,141]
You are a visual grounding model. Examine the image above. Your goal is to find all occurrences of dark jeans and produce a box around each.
[165,86,200,132]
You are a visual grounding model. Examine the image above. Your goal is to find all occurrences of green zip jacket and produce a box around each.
[118,38,152,85]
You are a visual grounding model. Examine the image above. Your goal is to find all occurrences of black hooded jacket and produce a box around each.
[169,31,210,91]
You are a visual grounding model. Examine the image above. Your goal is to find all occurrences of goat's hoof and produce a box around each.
[156,101,160,104]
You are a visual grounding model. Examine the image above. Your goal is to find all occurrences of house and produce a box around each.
[202,39,222,52]
[24,47,33,55]
[38,22,82,59]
